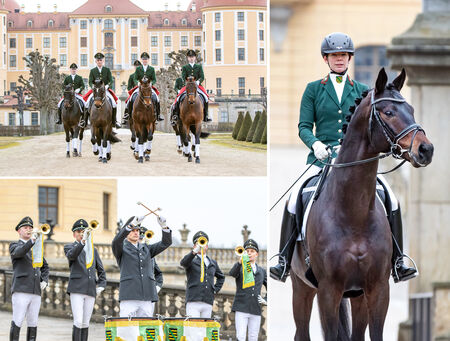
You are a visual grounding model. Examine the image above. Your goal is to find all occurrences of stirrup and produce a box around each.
[269,253,289,280]
[393,254,419,282]
[79,120,86,128]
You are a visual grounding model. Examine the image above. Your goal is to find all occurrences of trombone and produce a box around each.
[197,236,208,248]
[33,223,50,235]
[235,246,245,257]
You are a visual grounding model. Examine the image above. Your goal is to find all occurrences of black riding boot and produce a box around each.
[80,327,89,341]
[79,107,89,128]
[72,325,82,341]
[203,102,212,122]
[156,101,164,121]
[10,321,20,341]
[56,105,62,124]
[391,206,417,283]
[26,327,37,341]
[270,202,298,282]
[171,102,180,123]
[122,106,129,125]
[112,107,121,129]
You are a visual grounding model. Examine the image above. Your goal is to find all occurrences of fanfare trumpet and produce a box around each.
[32,223,50,235]
[144,229,154,241]
[87,220,99,232]
[197,236,208,248]
[235,246,245,257]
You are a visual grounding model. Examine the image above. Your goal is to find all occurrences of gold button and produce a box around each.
[338,110,342,114]
[338,119,342,123]
[338,129,342,133]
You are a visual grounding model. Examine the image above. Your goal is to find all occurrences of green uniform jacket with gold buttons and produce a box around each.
[127,72,138,91]
[88,67,113,88]
[63,74,85,93]
[135,65,156,85]
[181,64,204,85]
[298,74,369,166]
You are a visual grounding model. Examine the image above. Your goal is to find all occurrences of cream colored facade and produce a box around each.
[202,6,267,95]
[0,179,117,243]
[270,0,422,145]
[0,6,7,97]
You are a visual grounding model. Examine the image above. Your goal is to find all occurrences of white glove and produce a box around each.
[156,286,161,294]
[157,216,167,228]
[195,80,200,86]
[40,281,48,291]
[130,215,145,227]
[312,141,329,161]
[32,232,39,241]
[75,88,81,94]
[105,84,109,90]
[193,244,201,254]
[82,229,90,242]
[257,295,267,305]
[96,287,105,296]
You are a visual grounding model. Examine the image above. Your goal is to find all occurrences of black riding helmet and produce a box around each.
[321,32,354,57]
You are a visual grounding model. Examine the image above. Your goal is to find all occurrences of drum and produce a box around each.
[105,317,164,341]
[163,318,220,341]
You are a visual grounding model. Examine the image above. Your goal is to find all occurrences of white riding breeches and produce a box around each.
[129,87,160,103]
[58,94,86,109]
[70,293,95,328]
[186,302,213,318]
[176,88,208,104]
[120,300,154,318]
[12,292,41,327]
[235,311,261,341]
[85,91,117,108]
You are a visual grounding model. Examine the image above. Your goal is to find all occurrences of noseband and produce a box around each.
[139,84,153,108]
[94,86,105,107]
[369,91,425,163]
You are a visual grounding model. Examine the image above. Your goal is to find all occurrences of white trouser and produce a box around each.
[287,164,399,214]
[130,87,160,102]
[58,94,86,108]
[120,300,154,318]
[85,91,117,108]
[12,292,41,327]
[70,293,95,328]
[235,311,261,341]
[186,302,213,318]
[177,88,208,104]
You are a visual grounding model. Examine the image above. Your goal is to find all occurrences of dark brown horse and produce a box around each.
[131,76,156,163]
[177,76,209,163]
[291,68,433,341]
[90,79,113,163]
[62,84,84,157]
[172,123,183,154]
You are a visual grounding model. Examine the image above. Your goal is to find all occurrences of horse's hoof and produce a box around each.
[188,155,192,162]
[73,149,78,157]
[191,145,195,152]
[177,148,182,155]
[107,152,111,160]
[138,157,143,163]
[93,150,99,156]
[78,153,82,157]
[195,157,200,164]
[134,152,139,160]
[145,155,150,162]
[98,157,102,162]
[66,152,70,158]
[130,145,135,150]
[145,149,151,155]
[102,158,107,164]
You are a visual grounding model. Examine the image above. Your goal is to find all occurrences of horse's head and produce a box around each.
[361,68,433,167]
[93,78,105,108]
[139,76,153,108]
[186,76,197,104]
[63,84,74,108]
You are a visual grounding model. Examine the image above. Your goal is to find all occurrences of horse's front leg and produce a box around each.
[180,123,190,158]
[317,283,345,341]
[350,295,368,341]
[193,123,201,164]
[145,123,153,161]
[77,126,84,157]
[64,127,70,158]
[291,272,316,341]
[137,126,147,164]
[71,126,79,157]
[366,281,389,341]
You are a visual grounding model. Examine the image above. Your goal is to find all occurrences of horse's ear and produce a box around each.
[392,68,406,92]
[375,68,388,94]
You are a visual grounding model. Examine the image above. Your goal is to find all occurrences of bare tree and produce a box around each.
[18,50,63,135]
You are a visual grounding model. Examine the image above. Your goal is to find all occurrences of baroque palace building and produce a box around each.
[0,0,267,126]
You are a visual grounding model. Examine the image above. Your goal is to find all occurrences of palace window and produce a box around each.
[354,45,397,87]
[8,20,13,28]
[215,30,221,41]
[104,19,113,30]
[80,20,87,29]
[181,36,188,47]
[105,5,112,13]
[238,48,245,61]
[215,49,221,62]
[131,36,137,47]
[151,36,158,46]
[9,113,15,126]
[31,112,38,125]
[181,19,187,26]
[59,37,67,48]
[259,48,264,61]
[104,32,113,47]
[197,19,201,25]
[27,20,33,28]
[164,53,171,66]
[164,36,171,47]
[239,77,245,96]
[60,54,67,66]
[220,110,228,122]
[105,53,113,69]
[260,77,265,88]
[259,12,264,22]
[151,53,158,66]
[164,19,169,26]
[43,37,50,48]
[10,82,16,91]
[39,186,59,224]
[103,192,110,230]
[237,12,244,22]
[9,38,15,48]
[80,37,87,47]
[26,38,32,48]
[215,13,221,22]
[216,77,222,88]
[259,30,264,41]
[195,36,201,46]
[131,53,138,64]
[237,29,245,40]
[130,19,137,29]
[80,54,87,66]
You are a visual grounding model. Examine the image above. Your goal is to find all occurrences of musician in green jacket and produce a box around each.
[56,63,86,124]
[270,32,417,285]
[80,52,120,129]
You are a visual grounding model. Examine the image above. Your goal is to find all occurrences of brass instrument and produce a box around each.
[87,220,99,232]
[144,229,154,241]
[235,246,245,257]
[197,236,208,248]
[33,223,50,235]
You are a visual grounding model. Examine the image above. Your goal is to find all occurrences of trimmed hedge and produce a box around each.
[232,112,244,140]
[252,110,267,143]
[237,112,252,141]
[246,112,261,142]
[261,125,267,144]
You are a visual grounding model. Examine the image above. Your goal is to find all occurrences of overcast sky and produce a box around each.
[117,177,267,249]
[20,0,192,12]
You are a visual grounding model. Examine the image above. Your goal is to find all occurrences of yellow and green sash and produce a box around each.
[241,252,255,289]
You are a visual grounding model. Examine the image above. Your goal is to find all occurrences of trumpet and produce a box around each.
[144,229,154,241]
[87,220,99,232]
[197,236,208,248]
[235,246,245,257]
[33,223,50,235]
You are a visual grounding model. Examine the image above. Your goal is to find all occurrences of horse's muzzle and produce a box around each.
[94,100,102,108]
[413,142,434,167]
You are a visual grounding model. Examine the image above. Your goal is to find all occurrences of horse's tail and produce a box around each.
[337,298,351,341]
[200,132,210,139]
[109,131,121,143]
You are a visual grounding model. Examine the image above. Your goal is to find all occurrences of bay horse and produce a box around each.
[90,79,113,164]
[291,68,433,341]
[177,76,209,163]
[131,76,156,163]
[62,84,84,157]
[172,123,183,154]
